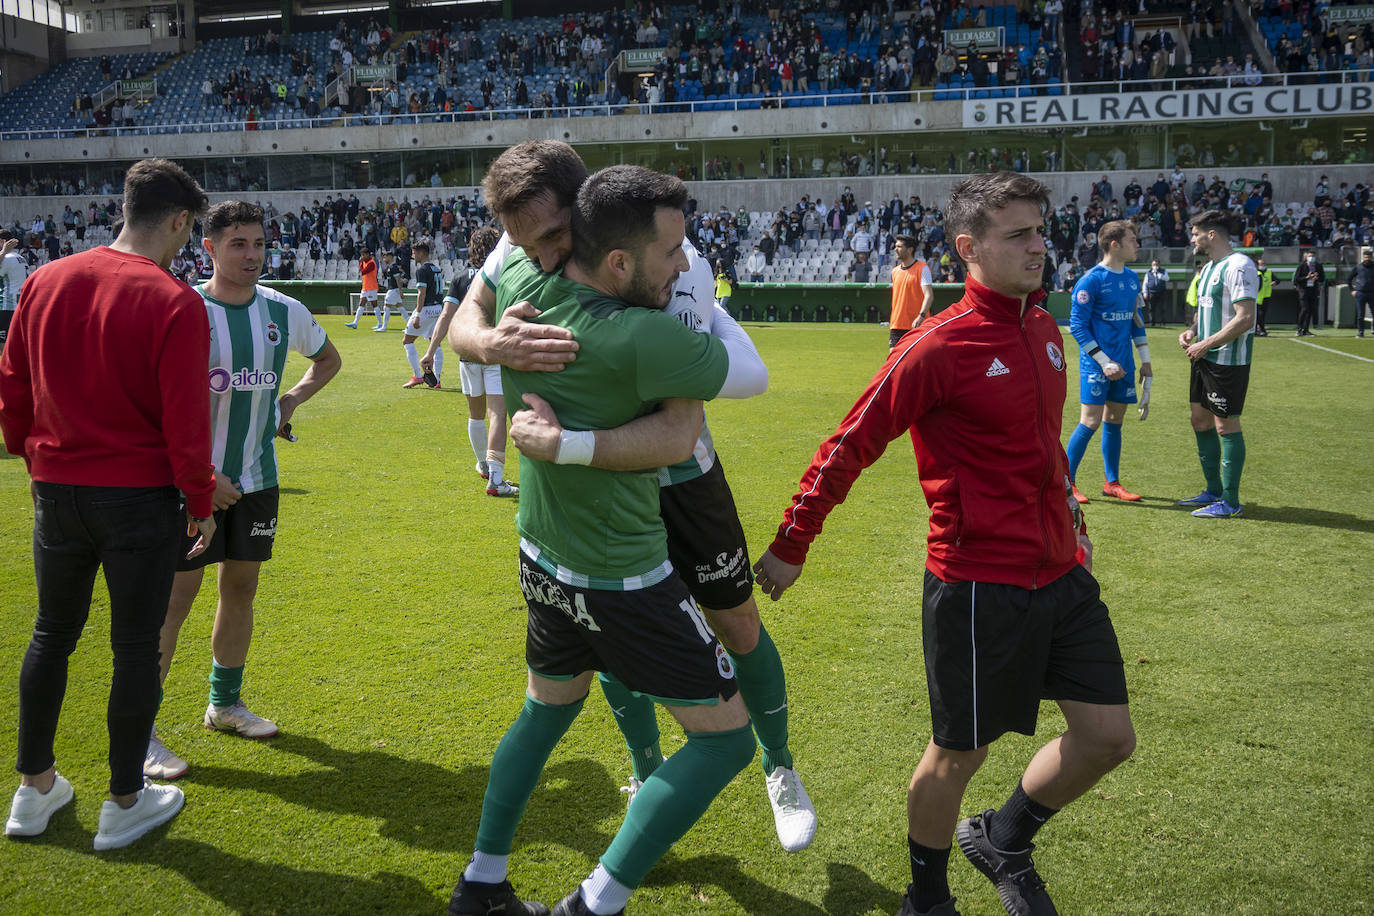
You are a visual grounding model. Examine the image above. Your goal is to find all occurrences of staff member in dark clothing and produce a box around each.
[1345,246,1374,338]
[1142,259,1170,327]
[0,159,217,851]
[1292,251,1325,336]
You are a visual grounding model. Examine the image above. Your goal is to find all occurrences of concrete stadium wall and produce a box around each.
[5,162,1370,232]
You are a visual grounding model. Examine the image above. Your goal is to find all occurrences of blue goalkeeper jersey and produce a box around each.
[1070,264,1146,371]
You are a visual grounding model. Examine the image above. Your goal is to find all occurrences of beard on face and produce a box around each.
[624,260,673,310]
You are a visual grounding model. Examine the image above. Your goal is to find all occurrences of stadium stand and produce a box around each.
[8,0,1360,138]
[4,165,1368,296]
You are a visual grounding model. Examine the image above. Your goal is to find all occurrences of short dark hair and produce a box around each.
[945,171,1050,244]
[894,233,917,249]
[204,200,264,239]
[570,166,687,271]
[122,158,208,229]
[468,225,500,266]
[481,140,588,218]
[1098,219,1135,249]
[412,240,430,253]
[1189,209,1230,236]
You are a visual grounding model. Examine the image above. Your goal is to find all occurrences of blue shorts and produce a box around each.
[1079,361,1137,405]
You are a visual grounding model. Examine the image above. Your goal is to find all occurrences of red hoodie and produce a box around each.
[0,247,216,519]
[769,275,1081,590]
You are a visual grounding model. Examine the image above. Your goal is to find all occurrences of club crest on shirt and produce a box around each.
[265,322,281,345]
[1075,289,1091,304]
[1046,341,1065,371]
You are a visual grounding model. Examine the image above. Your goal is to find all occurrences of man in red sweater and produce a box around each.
[0,158,217,851]
[754,173,1136,916]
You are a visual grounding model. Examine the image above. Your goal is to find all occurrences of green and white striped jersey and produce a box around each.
[199,284,328,493]
[1195,251,1259,366]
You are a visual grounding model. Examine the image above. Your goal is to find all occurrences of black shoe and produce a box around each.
[956,811,1058,916]
[449,877,550,916]
[552,889,623,916]
[896,887,961,915]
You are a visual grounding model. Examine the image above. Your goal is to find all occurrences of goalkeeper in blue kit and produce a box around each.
[1066,220,1153,503]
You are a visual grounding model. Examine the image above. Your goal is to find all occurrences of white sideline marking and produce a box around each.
[1288,337,1374,363]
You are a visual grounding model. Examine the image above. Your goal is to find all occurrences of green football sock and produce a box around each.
[598,673,664,781]
[730,625,793,774]
[599,724,755,889]
[1194,428,1223,496]
[207,661,244,708]
[475,693,584,855]
[1220,431,1246,507]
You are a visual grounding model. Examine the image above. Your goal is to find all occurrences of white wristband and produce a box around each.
[1091,350,1117,372]
[555,429,595,466]
[1135,342,1151,364]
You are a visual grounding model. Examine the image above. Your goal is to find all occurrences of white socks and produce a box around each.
[487,455,504,486]
[352,305,367,323]
[378,306,391,328]
[580,864,632,915]
[432,348,444,379]
[404,342,421,377]
[468,420,487,463]
[463,850,508,884]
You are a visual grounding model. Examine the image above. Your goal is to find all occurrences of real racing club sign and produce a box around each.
[962,84,1373,127]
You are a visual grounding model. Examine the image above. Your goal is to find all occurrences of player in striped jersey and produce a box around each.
[145,201,342,780]
[1178,210,1258,519]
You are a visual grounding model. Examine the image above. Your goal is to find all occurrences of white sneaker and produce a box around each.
[5,772,74,837]
[486,480,519,497]
[204,701,279,738]
[93,780,184,850]
[144,728,188,780]
[476,460,490,480]
[765,766,818,852]
[619,777,643,808]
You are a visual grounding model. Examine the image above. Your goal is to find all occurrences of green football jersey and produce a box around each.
[1195,251,1259,366]
[497,253,729,588]
[200,284,328,492]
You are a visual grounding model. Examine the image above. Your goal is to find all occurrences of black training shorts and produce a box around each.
[1190,359,1250,418]
[177,487,279,571]
[922,564,1128,751]
[519,551,740,706]
[659,459,754,611]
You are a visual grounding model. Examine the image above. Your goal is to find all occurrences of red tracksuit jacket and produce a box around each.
[769,276,1081,590]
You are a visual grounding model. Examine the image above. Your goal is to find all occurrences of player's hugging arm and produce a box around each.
[710,304,769,398]
[511,394,703,470]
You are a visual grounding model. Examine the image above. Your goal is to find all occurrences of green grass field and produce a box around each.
[1,319,1371,915]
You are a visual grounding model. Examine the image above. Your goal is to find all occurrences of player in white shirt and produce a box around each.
[0,232,29,354]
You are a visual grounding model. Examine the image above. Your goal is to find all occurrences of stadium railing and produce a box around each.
[4,69,1366,141]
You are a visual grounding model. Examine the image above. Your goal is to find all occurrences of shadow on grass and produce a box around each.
[1099,498,1374,533]
[184,733,624,857]
[279,487,311,495]
[1241,505,1374,533]
[640,855,892,915]
[119,838,443,915]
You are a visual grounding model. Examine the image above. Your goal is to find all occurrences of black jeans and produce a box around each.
[1357,292,1374,335]
[1298,290,1319,333]
[18,483,181,795]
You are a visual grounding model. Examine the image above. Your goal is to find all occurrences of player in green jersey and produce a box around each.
[145,202,342,780]
[449,166,762,916]
[447,141,815,855]
[1178,210,1258,519]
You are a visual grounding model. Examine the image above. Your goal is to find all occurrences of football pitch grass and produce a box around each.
[0,319,1370,915]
